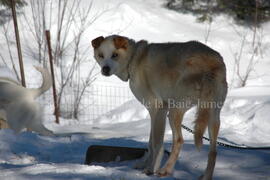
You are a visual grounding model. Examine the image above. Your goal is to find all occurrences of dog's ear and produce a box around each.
[92,36,104,49]
[113,36,128,50]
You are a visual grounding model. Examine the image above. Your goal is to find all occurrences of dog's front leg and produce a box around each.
[134,128,153,170]
[143,106,168,175]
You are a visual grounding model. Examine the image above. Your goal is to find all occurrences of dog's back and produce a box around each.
[0,77,20,85]
[0,67,52,100]
[135,41,227,104]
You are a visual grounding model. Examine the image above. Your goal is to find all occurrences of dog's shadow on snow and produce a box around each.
[3,131,270,180]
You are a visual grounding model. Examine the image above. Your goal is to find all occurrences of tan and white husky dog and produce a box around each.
[0,66,53,136]
[92,35,227,180]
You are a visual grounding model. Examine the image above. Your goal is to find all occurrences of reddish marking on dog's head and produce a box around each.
[113,36,128,50]
[91,36,104,49]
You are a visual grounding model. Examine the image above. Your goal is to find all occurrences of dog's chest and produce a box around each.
[129,80,145,102]
[129,76,151,102]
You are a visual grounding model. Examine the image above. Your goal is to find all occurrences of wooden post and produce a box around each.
[11,0,26,87]
[45,30,60,124]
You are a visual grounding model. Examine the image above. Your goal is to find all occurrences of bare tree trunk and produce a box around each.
[46,30,60,124]
[11,0,26,87]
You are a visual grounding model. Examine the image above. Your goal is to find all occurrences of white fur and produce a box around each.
[0,66,53,136]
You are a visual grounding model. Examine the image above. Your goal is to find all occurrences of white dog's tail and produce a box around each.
[30,66,52,99]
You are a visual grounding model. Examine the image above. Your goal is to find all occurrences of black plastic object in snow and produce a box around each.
[85,145,170,164]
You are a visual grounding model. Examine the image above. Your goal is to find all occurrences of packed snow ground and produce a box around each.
[0,0,270,179]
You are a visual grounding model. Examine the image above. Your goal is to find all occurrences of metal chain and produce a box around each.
[181,124,270,150]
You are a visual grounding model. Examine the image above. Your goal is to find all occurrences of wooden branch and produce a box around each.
[45,30,60,124]
[11,0,26,87]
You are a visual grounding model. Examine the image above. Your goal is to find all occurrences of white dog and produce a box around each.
[0,66,53,136]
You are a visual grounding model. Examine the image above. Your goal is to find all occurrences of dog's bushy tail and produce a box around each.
[30,66,52,99]
[194,76,227,150]
[194,72,215,151]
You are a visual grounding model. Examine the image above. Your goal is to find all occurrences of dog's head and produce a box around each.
[91,35,132,81]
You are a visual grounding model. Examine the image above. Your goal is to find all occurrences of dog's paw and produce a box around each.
[133,152,151,170]
[143,168,154,176]
[156,168,172,177]
[133,159,147,170]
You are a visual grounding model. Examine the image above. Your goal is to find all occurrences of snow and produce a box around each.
[0,129,269,180]
[0,67,16,80]
[0,0,270,179]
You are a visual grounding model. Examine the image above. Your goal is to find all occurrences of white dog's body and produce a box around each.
[92,35,228,180]
[0,66,53,136]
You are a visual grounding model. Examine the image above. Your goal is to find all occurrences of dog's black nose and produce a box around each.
[102,66,111,76]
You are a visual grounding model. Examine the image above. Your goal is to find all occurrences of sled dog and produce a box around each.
[92,35,227,180]
[0,66,53,136]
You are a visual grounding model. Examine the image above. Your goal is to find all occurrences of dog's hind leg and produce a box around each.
[199,76,226,180]
[199,108,220,180]
[29,123,54,136]
[27,110,54,136]
[7,101,53,136]
[157,108,185,176]
[25,103,54,136]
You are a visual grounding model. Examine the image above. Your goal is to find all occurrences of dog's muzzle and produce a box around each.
[102,66,111,76]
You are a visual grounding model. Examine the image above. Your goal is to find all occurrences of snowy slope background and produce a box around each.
[0,0,270,179]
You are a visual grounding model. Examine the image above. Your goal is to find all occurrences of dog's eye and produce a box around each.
[98,53,104,59]
[111,53,118,58]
